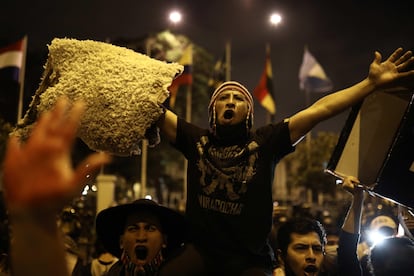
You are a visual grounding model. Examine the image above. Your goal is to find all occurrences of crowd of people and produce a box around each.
[1,47,414,275]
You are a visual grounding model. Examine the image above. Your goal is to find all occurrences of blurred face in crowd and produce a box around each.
[214,90,250,126]
[325,233,339,252]
[284,232,324,276]
[120,211,166,268]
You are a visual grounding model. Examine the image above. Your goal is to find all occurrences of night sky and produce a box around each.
[2,0,413,133]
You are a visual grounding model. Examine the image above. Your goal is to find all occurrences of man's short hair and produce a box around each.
[275,217,327,257]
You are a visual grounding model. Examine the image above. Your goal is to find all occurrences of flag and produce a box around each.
[168,44,193,108]
[0,38,25,83]
[254,46,276,115]
[208,41,231,93]
[0,37,27,124]
[299,47,333,93]
[208,53,227,92]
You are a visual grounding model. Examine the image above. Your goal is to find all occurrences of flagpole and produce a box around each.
[298,45,334,202]
[17,35,28,122]
[265,43,272,124]
[183,83,192,206]
[139,40,153,199]
[305,87,312,169]
[225,40,231,81]
[182,44,194,207]
[266,109,272,124]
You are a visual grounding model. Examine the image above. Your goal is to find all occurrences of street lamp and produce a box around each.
[169,10,182,25]
[269,12,282,26]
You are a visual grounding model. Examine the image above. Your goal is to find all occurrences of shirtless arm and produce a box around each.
[157,109,179,144]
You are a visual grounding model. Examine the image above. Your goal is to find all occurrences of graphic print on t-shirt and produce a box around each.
[196,135,258,214]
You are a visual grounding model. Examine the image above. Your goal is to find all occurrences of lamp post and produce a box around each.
[168,9,190,206]
[265,11,282,124]
[166,9,190,207]
[267,11,288,204]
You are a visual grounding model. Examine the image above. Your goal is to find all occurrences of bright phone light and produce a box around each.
[368,230,387,245]
[367,227,397,246]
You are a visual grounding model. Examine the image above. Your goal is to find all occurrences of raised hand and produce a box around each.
[2,97,111,211]
[368,48,414,90]
[341,175,363,195]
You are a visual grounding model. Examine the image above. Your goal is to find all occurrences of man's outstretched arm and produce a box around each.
[289,48,414,145]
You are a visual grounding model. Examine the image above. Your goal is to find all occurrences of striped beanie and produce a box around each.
[208,81,254,129]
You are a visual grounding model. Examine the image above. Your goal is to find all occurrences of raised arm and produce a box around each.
[341,176,365,234]
[157,109,178,144]
[289,48,414,144]
[2,98,111,276]
[337,176,365,276]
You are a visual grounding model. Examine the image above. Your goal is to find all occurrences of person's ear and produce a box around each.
[162,234,168,248]
[276,249,283,262]
[276,249,285,266]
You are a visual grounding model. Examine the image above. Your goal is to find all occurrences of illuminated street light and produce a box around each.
[269,12,282,26]
[169,10,182,24]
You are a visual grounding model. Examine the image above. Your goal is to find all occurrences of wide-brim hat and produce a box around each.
[95,199,188,258]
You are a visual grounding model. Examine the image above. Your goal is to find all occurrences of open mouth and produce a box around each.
[135,246,148,260]
[223,110,234,119]
[304,265,318,274]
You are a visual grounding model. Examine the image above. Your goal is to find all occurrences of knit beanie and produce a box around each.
[208,81,254,129]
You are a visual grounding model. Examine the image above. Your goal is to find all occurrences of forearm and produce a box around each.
[9,210,70,276]
[289,78,376,143]
[342,191,365,234]
[310,78,375,121]
[157,109,178,143]
[303,47,414,133]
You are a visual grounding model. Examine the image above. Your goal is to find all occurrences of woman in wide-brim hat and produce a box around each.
[95,199,188,275]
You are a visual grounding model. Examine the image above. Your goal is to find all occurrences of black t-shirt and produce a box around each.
[173,118,294,259]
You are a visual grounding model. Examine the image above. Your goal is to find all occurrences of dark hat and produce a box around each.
[96,199,187,258]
